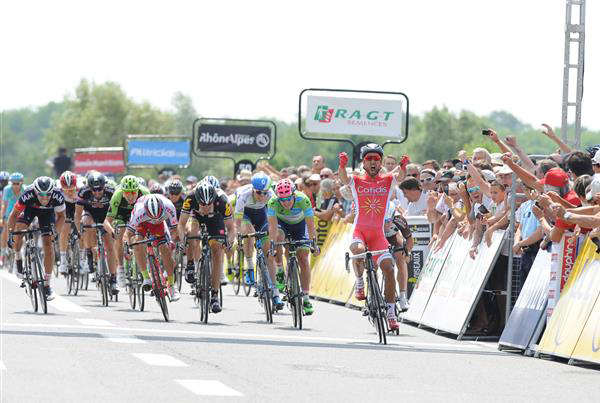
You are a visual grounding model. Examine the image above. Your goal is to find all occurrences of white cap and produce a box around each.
[481,169,496,182]
[497,165,513,175]
[586,179,600,201]
[593,149,600,165]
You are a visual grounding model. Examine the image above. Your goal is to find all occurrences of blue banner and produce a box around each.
[127,141,190,166]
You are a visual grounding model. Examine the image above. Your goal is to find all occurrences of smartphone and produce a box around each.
[534,201,542,209]
[478,205,490,215]
[442,184,449,195]
[482,129,492,136]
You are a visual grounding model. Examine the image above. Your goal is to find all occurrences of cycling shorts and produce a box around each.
[351,226,392,265]
[277,219,309,247]
[193,213,226,237]
[135,221,170,246]
[65,201,76,221]
[17,207,55,236]
[243,207,267,231]
[83,208,108,224]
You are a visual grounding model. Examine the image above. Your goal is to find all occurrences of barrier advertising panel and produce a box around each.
[73,149,125,174]
[537,239,600,359]
[196,124,271,153]
[499,249,552,351]
[127,140,190,166]
[547,233,577,319]
[306,96,404,137]
[571,255,600,364]
[406,216,432,298]
[400,234,456,324]
[438,230,504,336]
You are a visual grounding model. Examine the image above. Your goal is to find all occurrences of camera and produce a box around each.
[482,129,492,136]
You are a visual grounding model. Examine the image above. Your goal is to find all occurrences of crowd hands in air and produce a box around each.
[0,123,599,335]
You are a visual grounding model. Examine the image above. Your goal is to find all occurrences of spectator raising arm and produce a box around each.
[542,123,572,154]
[338,152,350,185]
[487,129,512,155]
[502,152,543,192]
[504,136,536,174]
[466,164,492,197]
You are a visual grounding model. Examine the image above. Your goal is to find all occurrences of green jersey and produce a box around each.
[107,185,150,220]
[266,191,314,225]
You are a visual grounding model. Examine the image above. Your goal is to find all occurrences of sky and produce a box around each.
[2,0,598,134]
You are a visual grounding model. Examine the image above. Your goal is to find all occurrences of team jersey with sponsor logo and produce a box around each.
[76,186,115,215]
[107,185,150,220]
[349,173,396,230]
[234,184,275,217]
[128,194,178,230]
[266,191,314,225]
[14,188,66,213]
[181,189,232,220]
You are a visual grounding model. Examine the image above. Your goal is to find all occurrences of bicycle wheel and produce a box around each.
[240,250,252,297]
[137,271,145,312]
[288,261,302,329]
[368,271,387,345]
[25,256,38,312]
[34,252,47,315]
[258,259,273,323]
[66,248,74,295]
[150,257,169,322]
[197,257,209,324]
[175,249,184,293]
[72,242,81,296]
[127,262,136,310]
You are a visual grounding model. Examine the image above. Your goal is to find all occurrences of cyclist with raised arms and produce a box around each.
[7,177,66,300]
[106,175,150,287]
[75,172,118,292]
[267,178,320,315]
[339,143,401,331]
[1,172,25,268]
[57,171,79,275]
[178,181,235,314]
[126,194,181,302]
[234,172,275,287]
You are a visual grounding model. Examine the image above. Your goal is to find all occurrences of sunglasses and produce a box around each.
[255,190,269,195]
[364,155,381,162]
[307,182,319,187]
[123,191,137,196]
[467,186,481,193]
[279,195,294,202]
[37,192,51,198]
[420,177,434,183]
[320,174,331,179]
[169,190,182,196]
[92,187,104,192]
[12,182,22,186]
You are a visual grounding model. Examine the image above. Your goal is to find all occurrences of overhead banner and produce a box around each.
[127,140,190,166]
[306,96,403,137]
[406,216,432,298]
[537,239,600,359]
[73,150,125,174]
[196,124,271,154]
[499,249,552,351]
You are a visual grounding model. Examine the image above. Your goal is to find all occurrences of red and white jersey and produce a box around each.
[349,173,397,230]
[128,194,178,230]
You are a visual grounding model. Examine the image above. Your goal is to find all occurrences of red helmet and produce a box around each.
[275,179,294,198]
[60,171,77,189]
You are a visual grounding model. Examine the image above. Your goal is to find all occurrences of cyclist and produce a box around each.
[178,181,235,314]
[1,172,25,268]
[339,143,401,331]
[0,171,9,201]
[383,200,412,312]
[234,172,275,287]
[106,175,150,287]
[202,175,230,287]
[166,179,186,219]
[57,171,79,275]
[126,194,181,302]
[267,178,320,315]
[7,176,66,300]
[149,183,165,195]
[75,172,118,292]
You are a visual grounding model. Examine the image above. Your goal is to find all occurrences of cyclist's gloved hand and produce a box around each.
[339,152,349,169]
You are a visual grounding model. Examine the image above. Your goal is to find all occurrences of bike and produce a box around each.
[83,223,115,306]
[241,231,274,324]
[65,221,83,295]
[232,233,253,296]
[127,236,170,321]
[117,224,144,311]
[346,248,394,344]
[11,228,48,314]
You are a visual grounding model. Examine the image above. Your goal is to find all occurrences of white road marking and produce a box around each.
[132,353,188,367]
[0,360,5,371]
[102,334,146,344]
[176,380,243,397]
[76,319,114,327]
[0,270,21,285]
[0,322,486,351]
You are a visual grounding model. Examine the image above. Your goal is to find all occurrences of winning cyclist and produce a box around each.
[339,143,401,331]
[106,175,150,287]
[1,172,25,268]
[57,171,79,275]
[234,172,275,287]
[178,181,235,314]
[267,178,320,315]
[7,177,66,300]
[126,194,181,302]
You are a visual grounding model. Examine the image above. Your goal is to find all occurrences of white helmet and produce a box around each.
[144,195,164,221]
[33,176,56,195]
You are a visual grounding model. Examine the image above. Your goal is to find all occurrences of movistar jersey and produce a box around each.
[266,191,313,225]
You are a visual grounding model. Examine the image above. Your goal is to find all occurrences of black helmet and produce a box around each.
[194,182,216,205]
[33,176,56,195]
[360,143,384,160]
[167,179,184,195]
[149,183,165,195]
[87,172,106,190]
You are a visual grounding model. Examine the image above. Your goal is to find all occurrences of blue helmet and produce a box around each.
[251,172,271,191]
[10,172,24,182]
[0,171,9,181]
[203,175,220,189]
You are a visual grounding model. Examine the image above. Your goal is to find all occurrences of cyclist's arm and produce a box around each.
[0,200,6,223]
[305,216,317,241]
[106,189,122,220]
[74,204,84,230]
[267,214,279,248]
[55,210,66,234]
[178,211,189,242]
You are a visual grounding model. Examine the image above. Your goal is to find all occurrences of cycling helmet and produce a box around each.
[120,175,139,192]
[202,175,221,189]
[251,172,271,191]
[33,176,56,195]
[144,195,164,221]
[0,171,9,183]
[167,179,184,195]
[275,179,294,198]
[10,172,24,182]
[136,177,146,187]
[149,183,165,195]
[60,171,77,188]
[586,145,600,159]
[194,182,216,205]
[106,179,117,189]
[87,172,106,190]
[360,143,384,160]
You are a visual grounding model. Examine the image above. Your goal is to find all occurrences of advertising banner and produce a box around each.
[127,140,190,166]
[499,249,552,351]
[306,96,404,137]
[537,239,600,359]
[406,216,432,298]
[547,233,577,319]
[571,254,600,364]
[196,124,271,153]
[400,234,457,324]
[73,150,125,174]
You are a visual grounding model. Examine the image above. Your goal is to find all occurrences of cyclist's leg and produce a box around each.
[130,227,149,280]
[82,213,95,271]
[350,228,367,298]
[184,217,200,283]
[101,221,117,275]
[241,220,254,272]
[12,212,30,276]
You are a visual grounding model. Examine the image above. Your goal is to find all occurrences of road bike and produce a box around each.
[11,228,48,314]
[232,233,253,296]
[241,231,274,324]
[117,224,144,311]
[65,221,84,295]
[83,223,115,306]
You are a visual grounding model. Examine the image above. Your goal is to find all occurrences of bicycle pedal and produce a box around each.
[362,309,369,317]
[20,281,26,288]
[282,295,288,302]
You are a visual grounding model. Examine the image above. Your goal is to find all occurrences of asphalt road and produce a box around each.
[1,268,599,403]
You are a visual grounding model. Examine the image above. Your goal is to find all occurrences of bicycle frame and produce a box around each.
[83,223,113,306]
[12,228,47,314]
